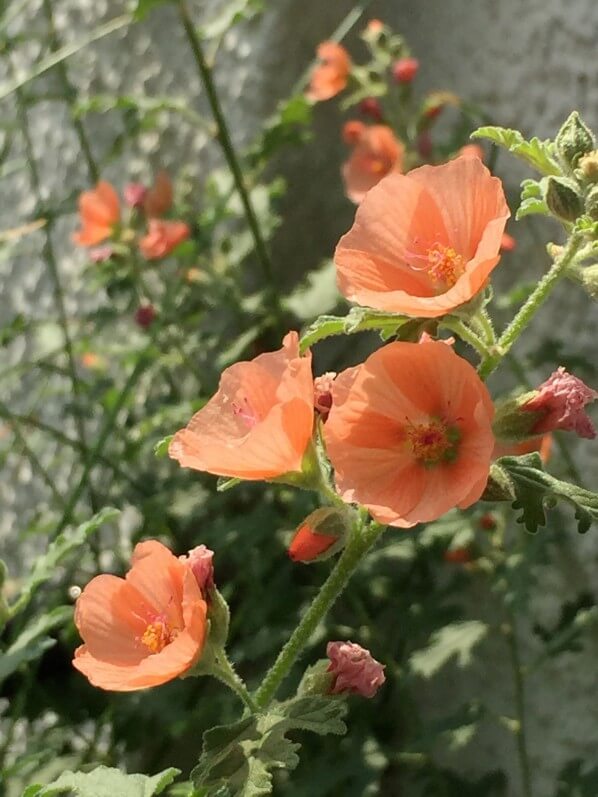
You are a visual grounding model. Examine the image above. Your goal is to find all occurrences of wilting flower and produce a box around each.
[73,540,207,691]
[73,181,120,247]
[123,182,147,209]
[144,170,173,218]
[522,367,598,439]
[139,219,190,260]
[288,507,345,563]
[314,371,336,420]
[335,155,510,317]
[327,641,385,698]
[135,304,157,329]
[342,124,404,204]
[307,41,351,102]
[392,57,419,83]
[169,332,314,480]
[180,545,215,593]
[324,340,495,526]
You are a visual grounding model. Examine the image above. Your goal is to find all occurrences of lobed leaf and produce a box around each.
[0,606,71,684]
[409,621,488,678]
[22,765,180,796]
[472,126,560,175]
[300,307,410,352]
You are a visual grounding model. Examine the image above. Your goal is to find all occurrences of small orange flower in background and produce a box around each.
[342,124,404,204]
[169,332,314,480]
[144,170,173,218]
[73,540,207,691]
[335,155,510,317]
[324,340,495,527]
[307,41,351,102]
[139,219,190,260]
[73,181,120,247]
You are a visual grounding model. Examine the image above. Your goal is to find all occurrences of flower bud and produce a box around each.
[123,182,147,209]
[342,121,365,146]
[182,545,215,594]
[479,512,497,531]
[444,547,473,564]
[556,111,596,169]
[359,97,383,122]
[89,244,114,263]
[288,507,346,563]
[135,304,157,329]
[544,176,583,222]
[585,185,598,220]
[326,641,385,698]
[578,150,598,181]
[314,372,336,420]
[580,264,598,300]
[492,392,543,443]
[392,57,419,84]
[365,19,384,35]
[297,660,335,697]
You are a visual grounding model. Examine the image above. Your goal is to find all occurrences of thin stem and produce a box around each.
[504,610,533,797]
[253,520,386,709]
[212,651,258,713]
[176,1,282,323]
[477,307,497,345]
[441,318,492,359]
[479,233,584,379]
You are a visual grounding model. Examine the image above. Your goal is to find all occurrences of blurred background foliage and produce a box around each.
[1,1,597,796]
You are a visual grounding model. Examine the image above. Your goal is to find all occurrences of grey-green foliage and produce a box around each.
[22,765,180,797]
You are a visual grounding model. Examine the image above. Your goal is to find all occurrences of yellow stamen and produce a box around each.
[407,419,460,466]
[141,620,176,654]
[426,244,464,288]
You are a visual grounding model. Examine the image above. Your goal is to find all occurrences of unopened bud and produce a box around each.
[342,121,365,146]
[359,97,383,122]
[492,392,543,443]
[297,660,335,697]
[135,303,156,329]
[544,176,583,222]
[288,507,347,563]
[182,544,215,594]
[392,57,419,84]
[578,150,598,181]
[556,112,596,169]
[314,372,336,420]
[124,182,147,209]
[580,264,598,300]
[481,463,516,502]
[444,547,473,564]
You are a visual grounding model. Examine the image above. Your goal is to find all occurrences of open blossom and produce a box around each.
[73,540,207,691]
[139,219,190,260]
[73,181,120,247]
[307,42,351,102]
[326,641,385,698]
[342,125,404,204]
[169,332,314,480]
[335,155,510,317]
[144,170,173,218]
[523,367,598,439]
[324,340,495,527]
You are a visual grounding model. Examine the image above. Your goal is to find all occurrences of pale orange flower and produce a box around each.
[324,340,495,527]
[73,540,207,691]
[144,170,173,218]
[169,332,314,480]
[458,143,484,160]
[73,181,120,247]
[307,42,351,102]
[342,125,404,204]
[335,155,510,317]
[139,219,190,260]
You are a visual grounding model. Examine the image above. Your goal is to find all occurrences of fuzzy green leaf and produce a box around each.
[410,621,488,678]
[498,453,598,533]
[23,765,180,796]
[472,126,560,175]
[0,606,71,684]
[300,308,409,352]
[153,435,173,458]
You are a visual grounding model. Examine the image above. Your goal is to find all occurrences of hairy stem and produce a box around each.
[505,610,533,797]
[212,651,258,713]
[254,520,386,708]
[441,318,492,359]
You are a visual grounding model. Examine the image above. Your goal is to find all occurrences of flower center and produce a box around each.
[231,396,259,429]
[141,619,177,654]
[407,419,460,466]
[426,244,464,288]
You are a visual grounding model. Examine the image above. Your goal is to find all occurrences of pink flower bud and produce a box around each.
[181,545,215,594]
[89,244,114,263]
[342,120,366,146]
[314,372,337,420]
[135,304,156,329]
[326,641,385,698]
[124,182,148,209]
[392,57,419,84]
[359,97,383,122]
[523,367,598,439]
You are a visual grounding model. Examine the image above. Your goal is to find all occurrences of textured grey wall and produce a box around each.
[2,1,598,794]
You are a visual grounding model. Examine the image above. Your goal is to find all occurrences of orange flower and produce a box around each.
[139,219,190,260]
[144,170,173,218]
[342,125,404,204]
[335,155,510,317]
[73,540,207,691]
[307,42,351,102]
[169,332,314,480]
[458,143,484,160]
[493,433,552,463]
[73,181,120,247]
[324,340,495,527]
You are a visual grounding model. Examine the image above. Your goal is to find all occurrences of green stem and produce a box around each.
[441,318,492,359]
[476,307,497,345]
[479,233,584,379]
[211,651,258,713]
[253,520,386,709]
[177,0,282,323]
[505,610,533,797]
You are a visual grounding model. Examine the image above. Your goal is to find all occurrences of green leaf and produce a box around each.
[300,308,409,352]
[497,453,598,533]
[265,696,348,737]
[472,126,560,175]
[409,621,488,678]
[23,765,180,796]
[516,178,550,219]
[217,476,242,492]
[0,606,71,684]
[154,435,173,458]
[133,0,173,21]
[9,507,119,618]
[192,717,261,790]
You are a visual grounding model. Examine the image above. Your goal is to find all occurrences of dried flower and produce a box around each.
[327,641,385,698]
[180,545,215,593]
[523,367,598,439]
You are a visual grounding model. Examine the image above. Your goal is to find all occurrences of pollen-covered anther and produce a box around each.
[426,244,465,288]
[407,419,460,465]
[141,620,177,654]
